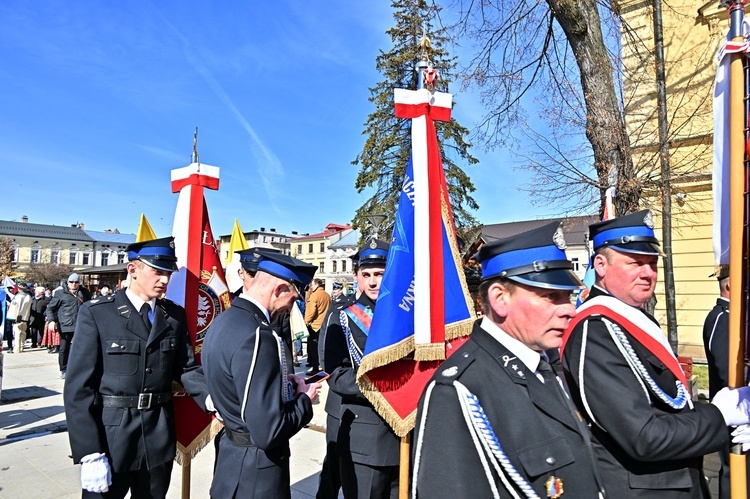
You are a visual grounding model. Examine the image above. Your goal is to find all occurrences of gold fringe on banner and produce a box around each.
[174,418,223,465]
[358,336,414,375]
[358,373,417,437]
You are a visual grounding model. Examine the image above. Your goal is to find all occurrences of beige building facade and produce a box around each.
[621,1,727,358]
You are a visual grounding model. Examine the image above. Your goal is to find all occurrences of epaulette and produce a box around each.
[88,296,115,306]
[434,347,475,385]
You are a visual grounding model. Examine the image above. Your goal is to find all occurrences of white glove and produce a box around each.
[205,394,216,413]
[732,425,750,452]
[712,386,750,426]
[80,452,111,493]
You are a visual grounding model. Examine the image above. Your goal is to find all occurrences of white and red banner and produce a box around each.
[167,161,231,461]
[356,88,474,436]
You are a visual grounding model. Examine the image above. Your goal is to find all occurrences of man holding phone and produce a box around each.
[322,238,400,498]
[203,251,321,498]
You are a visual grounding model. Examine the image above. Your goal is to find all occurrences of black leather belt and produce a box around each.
[224,427,253,447]
[95,392,172,410]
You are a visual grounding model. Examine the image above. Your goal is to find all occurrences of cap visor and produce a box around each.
[509,269,585,290]
[609,242,661,256]
[141,258,178,273]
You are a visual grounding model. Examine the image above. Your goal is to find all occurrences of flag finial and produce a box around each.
[192,127,199,165]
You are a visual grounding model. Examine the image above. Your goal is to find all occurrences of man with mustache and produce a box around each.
[561,210,750,498]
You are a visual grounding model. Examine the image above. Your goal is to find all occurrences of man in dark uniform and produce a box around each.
[324,239,400,499]
[316,274,356,499]
[330,282,346,307]
[702,264,748,498]
[413,223,605,498]
[202,251,322,498]
[561,210,750,498]
[63,237,211,498]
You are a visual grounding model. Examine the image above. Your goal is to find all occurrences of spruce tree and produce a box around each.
[353,0,479,241]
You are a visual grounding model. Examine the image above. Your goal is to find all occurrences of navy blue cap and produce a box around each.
[126,237,178,272]
[354,238,389,267]
[477,222,583,290]
[589,210,660,256]
[710,264,730,280]
[236,249,264,273]
[332,282,343,290]
[256,251,317,292]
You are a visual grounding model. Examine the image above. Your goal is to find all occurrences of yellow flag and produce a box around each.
[136,213,157,242]
[225,219,249,293]
[227,218,249,262]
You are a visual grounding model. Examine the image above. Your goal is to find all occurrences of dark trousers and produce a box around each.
[339,460,398,499]
[4,320,13,350]
[29,326,42,347]
[316,415,341,499]
[59,332,73,372]
[81,460,173,499]
[307,325,320,370]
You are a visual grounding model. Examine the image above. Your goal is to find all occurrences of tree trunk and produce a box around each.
[546,0,640,216]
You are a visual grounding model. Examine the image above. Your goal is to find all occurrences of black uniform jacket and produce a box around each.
[63,292,209,472]
[320,295,355,432]
[202,297,313,498]
[703,297,729,400]
[324,293,400,467]
[562,287,728,498]
[413,320,602,498]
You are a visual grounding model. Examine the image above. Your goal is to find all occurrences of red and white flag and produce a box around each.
[167,161,231,461]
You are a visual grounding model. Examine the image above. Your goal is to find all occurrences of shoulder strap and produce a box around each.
[563,303,688,391]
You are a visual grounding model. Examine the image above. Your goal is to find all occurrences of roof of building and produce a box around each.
[0,220,95,242]
[330,229,360,249]
[84,230,136,245]
[482,215,599,246]
[290,223,352,242]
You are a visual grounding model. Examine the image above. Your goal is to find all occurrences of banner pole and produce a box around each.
[727,2,748,497]
[399,434,411,499]
[181,456,191,499]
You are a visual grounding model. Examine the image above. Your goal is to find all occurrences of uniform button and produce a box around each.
[146,368,153,374]
[147,347,153,354]
[546,456,556,465]
[462,352,469,358]
[120,345,126,350]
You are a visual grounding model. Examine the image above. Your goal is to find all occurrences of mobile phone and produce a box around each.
[305,371,330,384]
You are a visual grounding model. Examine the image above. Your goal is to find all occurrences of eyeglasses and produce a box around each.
[69,281,79,284]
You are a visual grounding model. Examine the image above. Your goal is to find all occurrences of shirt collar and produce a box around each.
[125,289,156,313]
[240,292,270,322]
[479,316,541,374]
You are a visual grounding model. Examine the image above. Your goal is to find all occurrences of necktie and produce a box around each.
[140,303,152,331]
[538,358,568,401]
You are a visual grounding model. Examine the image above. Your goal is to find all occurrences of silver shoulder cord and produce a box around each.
[338,309,363,368]
[577,318,689,431]
[411,380,538,499]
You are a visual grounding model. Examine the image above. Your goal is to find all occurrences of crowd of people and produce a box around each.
[1,210,748,499]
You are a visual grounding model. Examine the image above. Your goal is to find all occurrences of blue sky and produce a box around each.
[0,1,559,239]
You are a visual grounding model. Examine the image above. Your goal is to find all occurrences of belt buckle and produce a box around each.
[137,393,153,410]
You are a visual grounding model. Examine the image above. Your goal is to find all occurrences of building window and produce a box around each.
[82,252,91,265]
[332,260,338,273]
[571,257,580,272]
[11,242,19,262]
[69,252,77,265]
[30,242,41,264]
[319,262,325,273]
[308,243,313,253]
[51,250,60,265]
[320,242,325,252]
[118,253,126,264]
[297,244,302,254]
[342,260,347,273]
